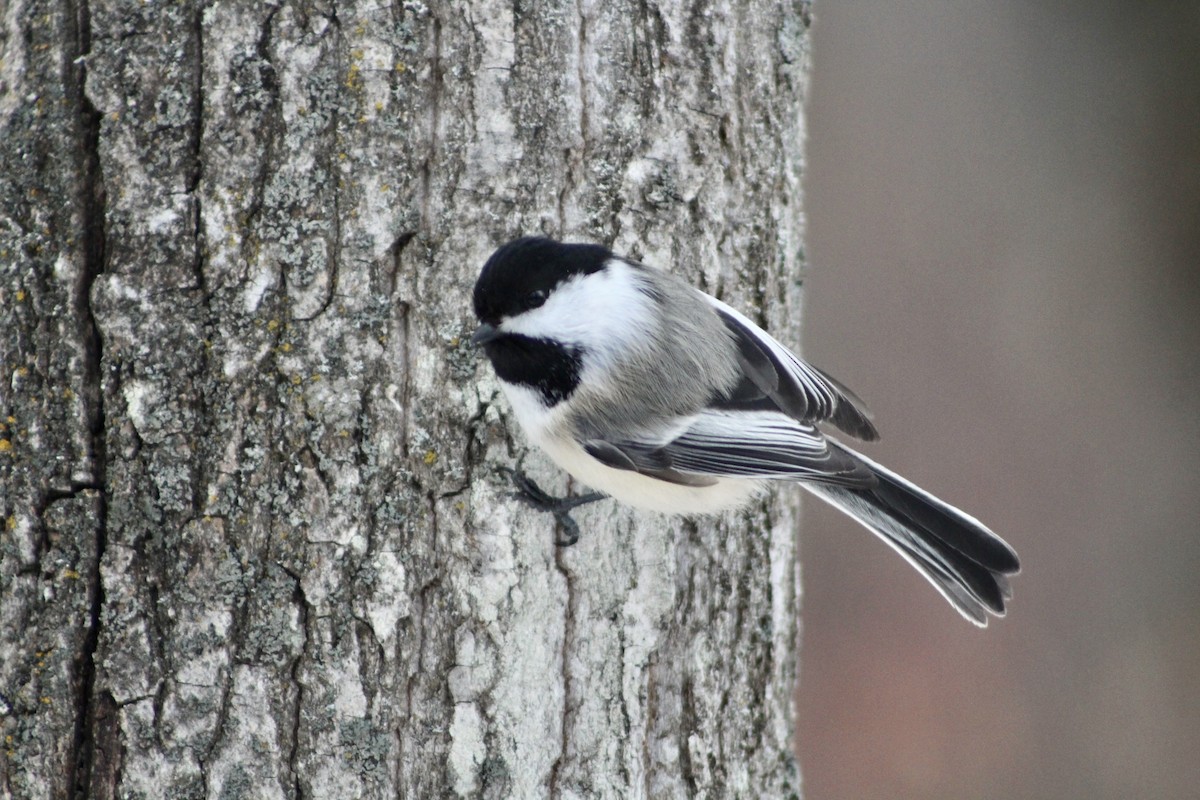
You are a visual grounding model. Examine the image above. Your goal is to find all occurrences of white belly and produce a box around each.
[534,431,764,515]
[499,381,764,514]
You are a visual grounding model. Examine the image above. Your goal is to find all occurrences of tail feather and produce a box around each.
[806,441,1020,627]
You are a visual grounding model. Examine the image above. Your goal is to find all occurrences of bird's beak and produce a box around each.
[471,323,501,346]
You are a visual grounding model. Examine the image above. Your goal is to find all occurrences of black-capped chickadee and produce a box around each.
[472,237,1020,626]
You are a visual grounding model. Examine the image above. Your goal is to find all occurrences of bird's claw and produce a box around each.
[498,467,605,546]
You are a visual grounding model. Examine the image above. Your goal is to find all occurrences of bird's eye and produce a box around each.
[525,289,547,309]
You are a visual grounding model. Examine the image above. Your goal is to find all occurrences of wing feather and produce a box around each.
[704,295,880,441]
[585,410,876,487]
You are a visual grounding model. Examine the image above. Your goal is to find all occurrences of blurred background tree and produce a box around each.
[799,4,1200,799]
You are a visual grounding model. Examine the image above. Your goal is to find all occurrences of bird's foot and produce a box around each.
[499,467,606,546]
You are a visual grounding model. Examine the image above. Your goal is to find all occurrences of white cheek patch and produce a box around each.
[501,260,656,369]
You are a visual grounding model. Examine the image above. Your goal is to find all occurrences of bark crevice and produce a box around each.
[67,0,111,791]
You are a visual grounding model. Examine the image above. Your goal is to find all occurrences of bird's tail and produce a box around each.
[805,441,1021,626]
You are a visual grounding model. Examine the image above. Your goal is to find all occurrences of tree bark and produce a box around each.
[1,0,813,796]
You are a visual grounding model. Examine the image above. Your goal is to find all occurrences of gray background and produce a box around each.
[798,4,1200,799]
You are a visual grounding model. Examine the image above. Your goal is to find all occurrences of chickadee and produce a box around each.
[472,237,1020,626]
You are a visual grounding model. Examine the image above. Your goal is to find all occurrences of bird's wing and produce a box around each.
[702,294,880,441]
[584,409,876,488]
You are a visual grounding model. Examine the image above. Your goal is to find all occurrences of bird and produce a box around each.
[471,236,1019,626]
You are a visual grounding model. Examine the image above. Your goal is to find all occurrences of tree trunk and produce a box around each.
[1,0,813,796]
